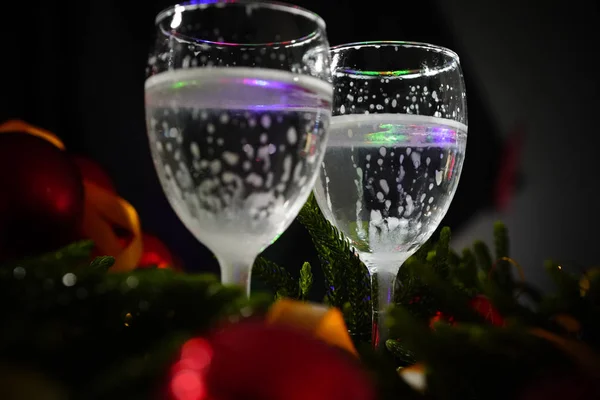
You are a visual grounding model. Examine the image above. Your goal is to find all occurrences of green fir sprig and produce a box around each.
[295,194,371,334]
[1,199,600,400]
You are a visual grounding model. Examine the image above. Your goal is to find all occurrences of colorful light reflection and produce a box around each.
[365,123,457,145]
[340,68,416,77]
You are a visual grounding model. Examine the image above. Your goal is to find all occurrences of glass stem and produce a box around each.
[217,256,255,298]
[371,270,397,350]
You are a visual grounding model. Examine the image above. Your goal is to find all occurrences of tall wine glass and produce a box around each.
[145,1,332,296]
[313,42,467,348]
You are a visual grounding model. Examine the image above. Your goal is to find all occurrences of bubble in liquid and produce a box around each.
[281,155,292,182]
[404,195,414,216]
[261,114,271,129]
[411,152,421,169]
[210,160,222,174]
[287,127,297,145]
[397,165,405,182]
[246,173,263,187]
[435,170,443,186]
[222,151,239,166]
[243,144,254,158]
[379,179,390,194]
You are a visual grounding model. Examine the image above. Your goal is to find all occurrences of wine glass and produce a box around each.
[144,1,332,296]
[313,42,467,348]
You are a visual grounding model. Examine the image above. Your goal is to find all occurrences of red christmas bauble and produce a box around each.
[117,233,179,270]
[71,155,116,193]
[469,295,505,326]
[138,233,176,269]
[168,321,376,400]
[0,133,84,261]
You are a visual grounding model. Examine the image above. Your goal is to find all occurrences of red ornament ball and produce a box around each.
[168,321,376,400]
[469,295,505,326]
[71,155,116,193]
[117,233,179,270]
[0,133,84,261]
[138,233,176,269]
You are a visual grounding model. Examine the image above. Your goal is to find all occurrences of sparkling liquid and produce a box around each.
[313,113,467,271]
[145,67,332,258]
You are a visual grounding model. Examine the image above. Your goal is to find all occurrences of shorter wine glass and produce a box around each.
[313,41,468,347]
[145,1,333,296]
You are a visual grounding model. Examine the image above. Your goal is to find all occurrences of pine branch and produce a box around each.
[0,240,95,276]
[473,240,493,274]
[297,197,345,300]
[452,248,480,295]
[297,194,371,332]
[252,257,298,299]
[0,244,263,398]
[89,256,115,272]
[385,339,416,365]
[299,262,313,300]
[433,227,451,279]
[493,221,510,260]
[297,194,346,307]
[493,221,513,290]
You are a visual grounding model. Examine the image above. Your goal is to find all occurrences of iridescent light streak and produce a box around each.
[365,123,457,145]
[427,126,457,144]
[340,68,415,77]
[365,123,407,144]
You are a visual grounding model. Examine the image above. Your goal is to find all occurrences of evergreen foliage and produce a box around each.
[1,196,599,399]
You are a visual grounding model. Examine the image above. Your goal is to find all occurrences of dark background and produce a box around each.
[0,0,598,290]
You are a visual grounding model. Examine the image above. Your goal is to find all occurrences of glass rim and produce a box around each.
[155,0,327,32]
[330,41,460,61]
